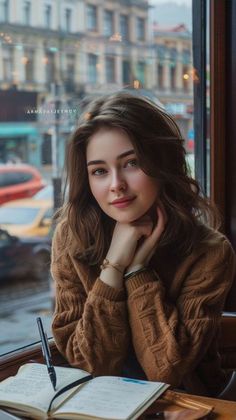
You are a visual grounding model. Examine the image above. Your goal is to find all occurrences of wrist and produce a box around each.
[101,258,125,274]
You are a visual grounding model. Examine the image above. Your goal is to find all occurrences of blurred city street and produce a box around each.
[0,278,53,356]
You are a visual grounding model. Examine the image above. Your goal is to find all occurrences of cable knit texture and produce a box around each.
[51,221,236,396]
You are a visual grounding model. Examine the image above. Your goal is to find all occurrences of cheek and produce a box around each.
[133,173,158,196]
[89,179,107,204]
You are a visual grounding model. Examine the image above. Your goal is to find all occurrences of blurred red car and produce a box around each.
[0,164,45,205]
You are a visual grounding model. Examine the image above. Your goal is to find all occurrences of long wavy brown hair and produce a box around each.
[57,91,220,265]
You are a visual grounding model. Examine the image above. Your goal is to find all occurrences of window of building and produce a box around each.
[122,60,131,85]
[24,50,34,82]
[44,4,52,28]
[136,61,145,87]
[87,4,97,31]
[183,48,191,65]
[106,56,115,83]
[45,51,55,84]
[120,14,129,41]
[88,53,98,84]
[183,65,189,92]
[137,17,145,41]
[156,44,166,64]
[170,65,176,90]
[0,0,9,21]
[65,8,72,32]
[23,1,31,25]
[104,10,114,37]
[64,54,75,92]
[2,46,13,81]
[157,63,164,89]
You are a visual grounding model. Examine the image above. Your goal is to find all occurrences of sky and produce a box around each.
[149,0,192,29]
[150,0,191,5]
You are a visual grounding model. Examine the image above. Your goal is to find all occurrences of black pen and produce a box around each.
[37,317,57,391]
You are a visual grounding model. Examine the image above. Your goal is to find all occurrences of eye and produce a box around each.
[91,168,107,176]
[126,159,139,168]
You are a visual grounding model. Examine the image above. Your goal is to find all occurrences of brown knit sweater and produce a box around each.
[51,221,236,397]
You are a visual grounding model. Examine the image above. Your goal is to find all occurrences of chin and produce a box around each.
[110,211,146,224]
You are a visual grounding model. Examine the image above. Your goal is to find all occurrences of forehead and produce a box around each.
[86,127,133,159]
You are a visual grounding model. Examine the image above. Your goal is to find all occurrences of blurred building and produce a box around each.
[153,22,193,145]
[0,0,193,171]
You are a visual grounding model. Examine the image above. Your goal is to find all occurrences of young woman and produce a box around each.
[51,92,235,397]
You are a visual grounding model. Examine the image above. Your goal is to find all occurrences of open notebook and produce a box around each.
[0,363,169,419]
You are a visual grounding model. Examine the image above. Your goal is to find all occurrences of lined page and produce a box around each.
[55,376,167,420]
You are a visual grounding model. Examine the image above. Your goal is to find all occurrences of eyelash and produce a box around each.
[91,159,138,176]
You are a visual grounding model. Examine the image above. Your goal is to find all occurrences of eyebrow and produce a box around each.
[87,149,135,166]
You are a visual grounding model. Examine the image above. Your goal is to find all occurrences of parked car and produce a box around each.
[34,184,53,200]
[0,228,51,281]
[0,163,45,205]
[0,198,53,237]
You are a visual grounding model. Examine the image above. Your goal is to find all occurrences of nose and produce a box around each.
[110,171,127,192]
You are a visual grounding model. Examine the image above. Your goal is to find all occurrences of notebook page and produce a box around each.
[55,376,166,420]
[0,363,89,414]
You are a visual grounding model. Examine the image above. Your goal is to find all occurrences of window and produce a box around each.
[24,50,34,82]
[106,57,115,83]
[45,51,55,84]
[0,0,197,358]
[120,15,129,41]
[157,45,166,64]
[87,4,97,31]
[183,49,191,65]
[170,66,176,90]
[23,1,31,25]
[64,54,75,92]
[0,171,33,187]
[136,61,145,87]
[44,4,52,28]
[137,17,145,41]
[2,46,13,81]
[88,53,98,84]
[122,60,130,85]
[104,10,114,37]
[169,48,177,90]
[65,8,72,32]
[157,64,164,89]
[0,0,9,21]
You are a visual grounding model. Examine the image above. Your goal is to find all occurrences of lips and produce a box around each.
[110,196,136,209]
[111,197,135,204]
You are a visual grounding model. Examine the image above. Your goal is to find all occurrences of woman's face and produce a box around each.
[86,127,159,223]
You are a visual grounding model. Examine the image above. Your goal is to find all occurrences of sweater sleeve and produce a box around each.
[51,223,130,376]
[125,237,236,386]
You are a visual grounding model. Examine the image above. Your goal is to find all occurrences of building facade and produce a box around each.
[153,23,193,145]
[0,0,193,171]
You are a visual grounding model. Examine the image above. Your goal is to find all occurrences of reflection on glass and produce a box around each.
[0,0,194,355]
[0,207,39,225]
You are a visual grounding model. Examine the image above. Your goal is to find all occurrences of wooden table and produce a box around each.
[1,341,236,419]
[146,390,236,419]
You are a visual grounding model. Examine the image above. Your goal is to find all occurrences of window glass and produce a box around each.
[137,17,145,41]
[65,8,72,32]
[0,171,33,187]
[44,5,52,28]
[0,207,39,225]
[0,0,194,355]
[104,10,114,36]
[0,0,9,22]
[87,4,97,31]
[23,1,31,25]
[120,15,129,41]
